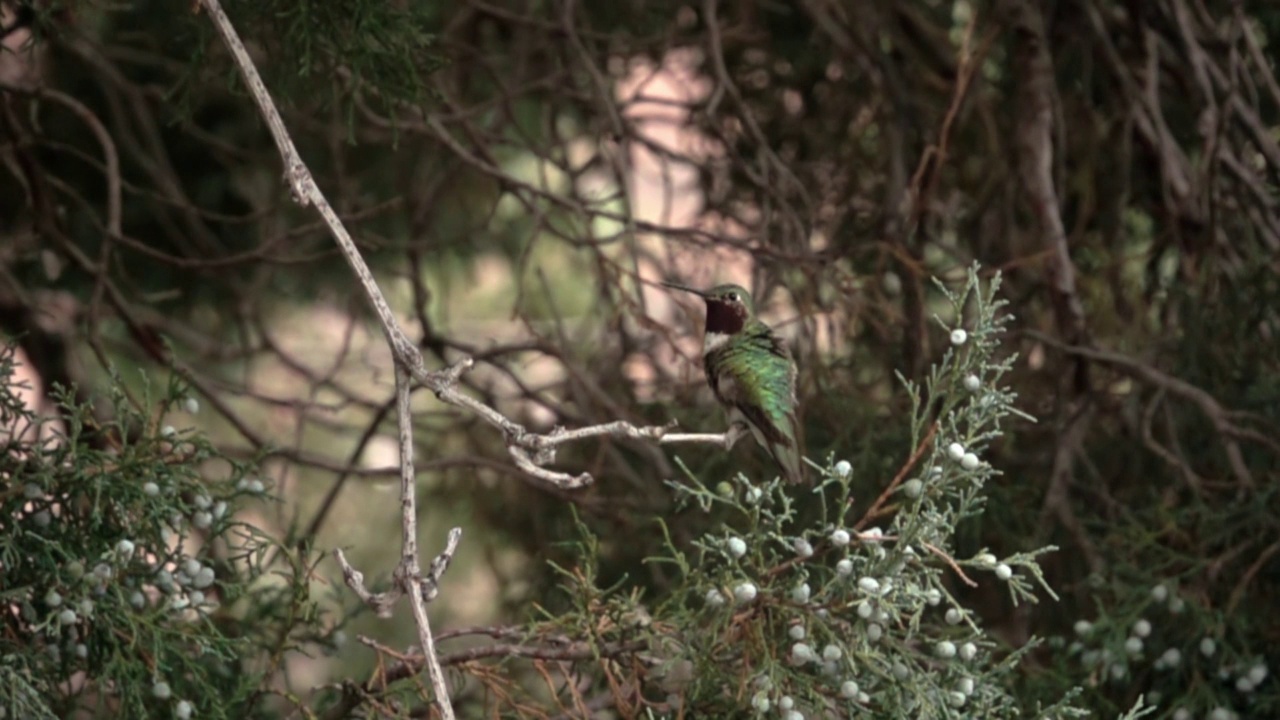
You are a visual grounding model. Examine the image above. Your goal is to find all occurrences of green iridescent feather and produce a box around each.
[663,281,806,483]
[705,320,804,484]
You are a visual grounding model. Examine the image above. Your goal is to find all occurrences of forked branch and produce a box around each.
[196,0,742,715]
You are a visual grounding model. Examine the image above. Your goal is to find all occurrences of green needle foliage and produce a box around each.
[420,267,1149,719]
[0,346,331,719]
[644,266,1071,718]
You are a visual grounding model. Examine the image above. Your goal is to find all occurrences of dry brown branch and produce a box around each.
[1227,539,1280,616]
[195,2,454,715]
[1027,330,1261,490]
[1003,0,1088,349]
[1038,400,1103,576]
[1139,388,1204,492]
[194,1,759,714]
[922,541,978,589]
[439,639,647,666]
[855,420,939,531]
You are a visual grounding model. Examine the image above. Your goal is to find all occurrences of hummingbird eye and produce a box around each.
[727,292,739,303]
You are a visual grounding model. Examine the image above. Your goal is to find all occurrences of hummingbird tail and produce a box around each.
[769,439,807,485]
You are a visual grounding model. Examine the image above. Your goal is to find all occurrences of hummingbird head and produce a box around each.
[662,282,755,341]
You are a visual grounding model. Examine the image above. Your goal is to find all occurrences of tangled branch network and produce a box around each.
[197,1,744,717]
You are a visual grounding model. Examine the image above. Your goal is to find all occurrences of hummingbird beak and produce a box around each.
[661,281,708,298]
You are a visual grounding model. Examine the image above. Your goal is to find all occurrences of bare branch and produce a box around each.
[1027,331,1261,490]
[195,1,751,714]
[1003,0,1087,348]
[420,527,463,604]
[922,541,979,588]
[193,0,739,489]
[197,2,460,716]
[332,548,400,618]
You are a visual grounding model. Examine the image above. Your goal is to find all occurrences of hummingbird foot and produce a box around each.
[723,422,749,450]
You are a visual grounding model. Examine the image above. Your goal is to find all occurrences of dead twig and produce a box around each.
[922,541,978,588]
[196,1,754,714]
[197,2,461,716]
[855,421,939,531]
[1026,330,1261,490]
[1227,540,1280,616]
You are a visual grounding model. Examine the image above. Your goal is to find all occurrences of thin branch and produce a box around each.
[1139,388,1203,492]
[194,0,421,372]
[196,2,750,715]
[904,8,994,232]
[440,638,646,666]
[1227,539,1280,616]
[1003,0,1088,348]
[855,421,938,531]
[389,364,457,719]
[332,548,399,618]
[922,541,979,588]
[419,527,463,604]
[1037,399,1104,575]
[320,629,646,720]
[1026,330,1260,489]
[197,3,458,718]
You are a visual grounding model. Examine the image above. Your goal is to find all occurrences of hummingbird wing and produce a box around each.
[706,323,805,483]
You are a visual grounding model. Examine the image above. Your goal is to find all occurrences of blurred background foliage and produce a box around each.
[1,0,1277,717]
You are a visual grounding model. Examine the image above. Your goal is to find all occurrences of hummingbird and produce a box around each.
[663,281,805,484]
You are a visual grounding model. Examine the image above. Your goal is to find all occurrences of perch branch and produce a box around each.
[197,2,748,713]
[198,1,464,716]
[193,0,742,491]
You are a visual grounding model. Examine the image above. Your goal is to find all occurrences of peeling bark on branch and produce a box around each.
[1002,0,1088,351]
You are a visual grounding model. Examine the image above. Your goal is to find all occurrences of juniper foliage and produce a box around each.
[0,346,333,719]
